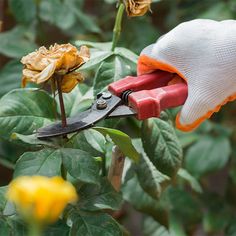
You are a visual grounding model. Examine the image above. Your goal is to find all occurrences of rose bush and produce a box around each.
[0,0,235,236]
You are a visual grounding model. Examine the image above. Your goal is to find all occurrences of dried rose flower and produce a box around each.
[123,0,152,17]
[21,43,90,93]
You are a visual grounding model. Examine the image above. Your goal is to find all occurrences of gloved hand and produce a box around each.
[137,19,236,131]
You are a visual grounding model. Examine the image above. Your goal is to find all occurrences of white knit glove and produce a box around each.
[137,19,236,131]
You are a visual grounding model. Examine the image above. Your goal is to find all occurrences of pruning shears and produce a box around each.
[37,71,188,139]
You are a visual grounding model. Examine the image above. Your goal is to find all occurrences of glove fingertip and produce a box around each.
[175,112,202,132]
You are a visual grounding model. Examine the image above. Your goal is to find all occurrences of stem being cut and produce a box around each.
[55,75,67,127]
[111,3,125,51]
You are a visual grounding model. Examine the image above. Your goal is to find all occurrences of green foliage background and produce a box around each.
[1,0,236,235]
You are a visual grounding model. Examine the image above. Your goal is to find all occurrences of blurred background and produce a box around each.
[1,0,236,235]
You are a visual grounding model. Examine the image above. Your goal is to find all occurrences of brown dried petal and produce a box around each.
[22,69,39,87]
[124,0,152,17]
[79,45,90,62]
[61,72,84,93]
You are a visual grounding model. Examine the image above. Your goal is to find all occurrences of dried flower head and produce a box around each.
[21,43,90,93]
[123,0,152,17]
[7,176,78,224]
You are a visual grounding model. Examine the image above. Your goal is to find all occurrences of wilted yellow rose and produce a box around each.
[123,0,152,17]
[21,43,90,93]
[7,176,78,224]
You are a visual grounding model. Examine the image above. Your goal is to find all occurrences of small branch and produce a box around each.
[111,3,125,51]
[61,162,67,180]
[102,155,106,176]
[108,146,125,192]
[55,75,67,127]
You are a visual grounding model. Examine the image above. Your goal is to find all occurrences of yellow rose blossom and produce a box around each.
[6,176,78,224]
[21,43,90,93]
[123,0,152,17]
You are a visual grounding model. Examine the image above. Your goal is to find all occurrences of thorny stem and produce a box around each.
[55,75,67,127]
[111,3,125,51]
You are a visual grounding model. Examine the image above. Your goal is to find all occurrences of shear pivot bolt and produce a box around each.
[96,99,107,109]
[102,92,112,99]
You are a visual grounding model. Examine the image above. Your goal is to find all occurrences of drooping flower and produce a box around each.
[6,176,78,224]
[21,43,90,93]
[123,0,152,17]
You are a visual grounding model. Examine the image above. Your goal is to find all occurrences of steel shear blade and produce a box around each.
[37,93,136,139]
[37,70,188,139]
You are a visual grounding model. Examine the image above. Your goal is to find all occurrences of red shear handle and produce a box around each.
[128,83,188,120]
[108,71,174,96]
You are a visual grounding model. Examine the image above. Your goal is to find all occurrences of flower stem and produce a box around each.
[102,155,106,176]
[55,75,67,127]
[111,3,125,51]
[61,162,67,180]
[28,223,42,236]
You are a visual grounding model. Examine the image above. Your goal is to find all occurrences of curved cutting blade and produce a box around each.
[37,94,121,139]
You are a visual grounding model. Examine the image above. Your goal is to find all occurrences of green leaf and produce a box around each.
[120,17,158,54]
[14,149,62,177]
[226,218,236,236]
[143,217,170,236]
[0,88,55,140]
[176,130,199,148]
[104,0,118,4]
[0,26,37,58]
[44,220,70,236]
[69,210,122,236]
[78,178,122,211]
[94,127,139,162]
[0,139,27,166]
[67,130,106,157]
[39,0,76,30]
[141,117,183,177]
[115,47,138,64]
[0,219,10,236]
[3,201,16,216]
[74,41,112,51]
[93,55,135,96]
[9,0,36,25]
[202,195,231,234]
[136,153,170,199]
[11,133,57,148]
[69,5,100,33]
[177,168,202,193]
[78,51,113,71]
[61,148,100,184]
[6,217,27,236]
[0,187,7,212]
[62,86,93,117]
[83,129,106,154]
[185,135,231,178]
[122,175,168,224]
[169,214,187,236]
[199,2,233,20]
[0,60,22,97]
[203,209,230,234]
[165,187,202,226]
